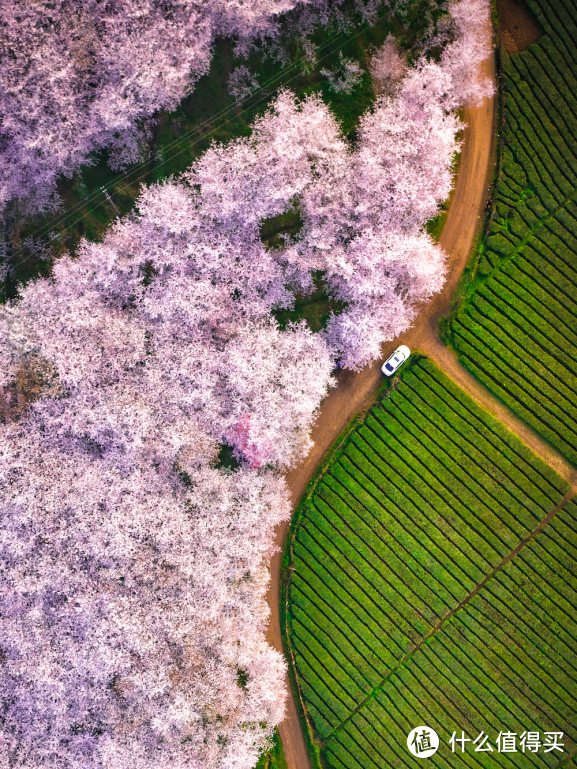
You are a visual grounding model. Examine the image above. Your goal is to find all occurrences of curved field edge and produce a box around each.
[281,355,575,769]
[279,369,396,767]
[280,406,378,769]
[441,0,577,467]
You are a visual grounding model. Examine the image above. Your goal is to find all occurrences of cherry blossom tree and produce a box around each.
[441,0,494,106]
[0,0,305,214]
[306,0,493,367]
[278,60,463,368]
[0,413,290,769]
[228,66,261,102]
[369,34,407,95]
[0,2,493,764]
[321,52,364,93]
[0,0,491,215]
[0,91,341,764]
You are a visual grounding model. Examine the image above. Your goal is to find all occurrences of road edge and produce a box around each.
[270,31,498,769]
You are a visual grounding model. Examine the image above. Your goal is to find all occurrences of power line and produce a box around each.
[5,18,372,271]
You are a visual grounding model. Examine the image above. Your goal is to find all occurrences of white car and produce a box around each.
[381,345,410,376]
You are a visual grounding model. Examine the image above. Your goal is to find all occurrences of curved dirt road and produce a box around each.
[263,44,538,769]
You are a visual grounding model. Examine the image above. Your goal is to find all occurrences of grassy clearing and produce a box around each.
[284,355,575,769]
[443,0,577,467]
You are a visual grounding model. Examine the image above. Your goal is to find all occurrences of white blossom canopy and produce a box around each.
[0,0,493,764]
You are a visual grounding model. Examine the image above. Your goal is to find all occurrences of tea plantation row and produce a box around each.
[445,0,577,465]
[285,358,575,768]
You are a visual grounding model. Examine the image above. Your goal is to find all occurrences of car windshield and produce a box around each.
[385,363,394,371]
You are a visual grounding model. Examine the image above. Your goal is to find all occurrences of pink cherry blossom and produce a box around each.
[0,0,305,214]
[0,2,493,764]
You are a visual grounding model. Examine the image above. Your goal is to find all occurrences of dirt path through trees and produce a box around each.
[262,41,577,769]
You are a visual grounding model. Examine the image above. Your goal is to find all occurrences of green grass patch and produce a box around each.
[273,272,347,332]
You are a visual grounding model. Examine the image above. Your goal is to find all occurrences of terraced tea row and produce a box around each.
[444,0,577,466]
[326,501,577,769]
[285,357,575,768]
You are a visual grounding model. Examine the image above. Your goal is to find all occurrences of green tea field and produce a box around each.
[444,0,577,466]
[284,357,576,768]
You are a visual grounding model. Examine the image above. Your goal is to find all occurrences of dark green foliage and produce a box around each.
[260,207,304,249]
[214,443,241,471]
[273,272,347,332]
[285,356,575,768]
[237,668,249,689]
[445,0,577,467]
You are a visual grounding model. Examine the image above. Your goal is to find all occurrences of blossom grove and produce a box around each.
[0,0,493,766]
[0,0,304,214]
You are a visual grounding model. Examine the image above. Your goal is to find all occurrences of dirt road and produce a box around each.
[263,43,539,769]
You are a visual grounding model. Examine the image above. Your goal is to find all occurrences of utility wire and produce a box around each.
[5,18,372,271]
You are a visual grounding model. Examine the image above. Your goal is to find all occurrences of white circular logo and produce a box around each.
[407,726,439,758]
